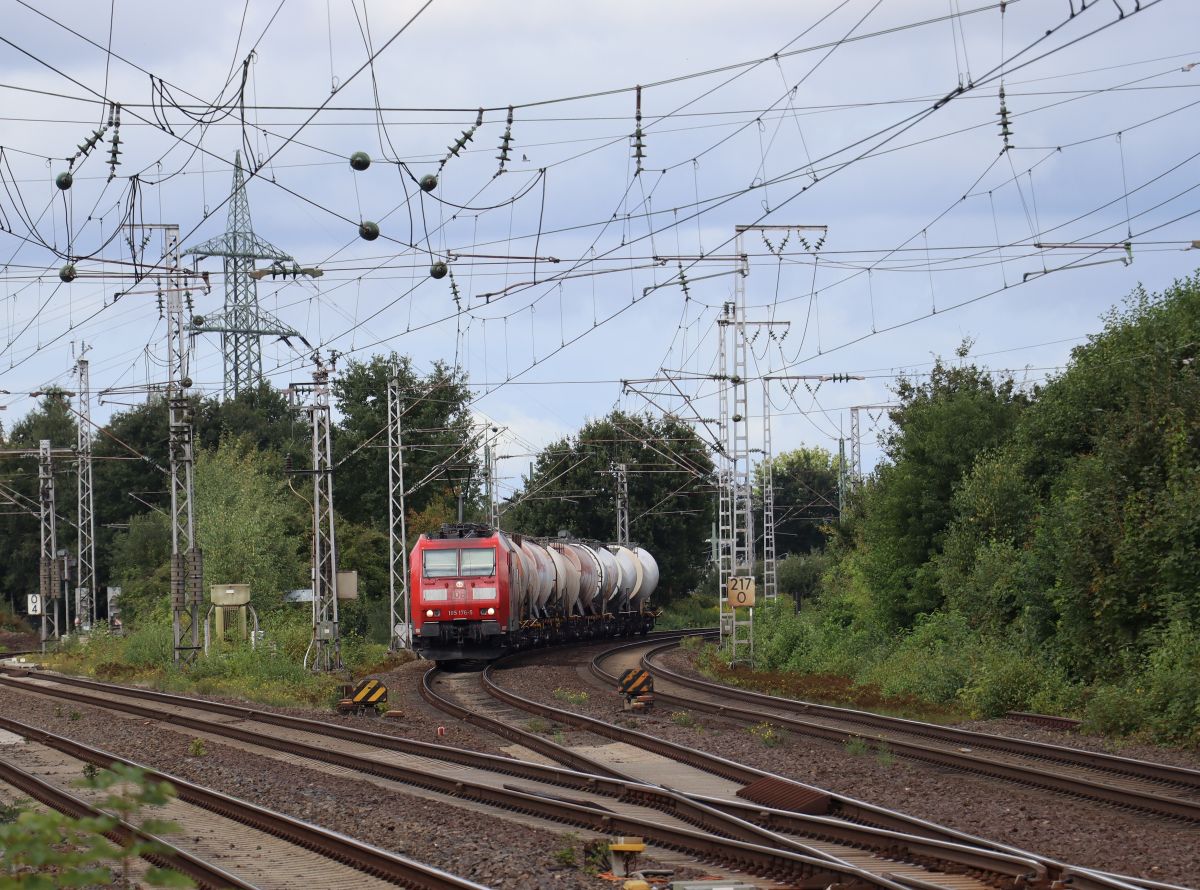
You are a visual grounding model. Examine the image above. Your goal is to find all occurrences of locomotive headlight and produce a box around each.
[485,607,496,616]
[425,609,434,618]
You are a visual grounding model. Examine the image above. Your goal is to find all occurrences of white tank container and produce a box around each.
[633,547,659,606]
[550,542,583,615]
[594,546,621,609]
[611,546,643,609]
[568,544,602,614]
[520,540,555,611]
[544,545,570,613]
[500,533,532,613]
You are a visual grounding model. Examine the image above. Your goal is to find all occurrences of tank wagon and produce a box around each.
[410,523,659,662]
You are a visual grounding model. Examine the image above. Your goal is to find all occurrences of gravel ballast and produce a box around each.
[491,642,1200,886]
[0,684,703,890]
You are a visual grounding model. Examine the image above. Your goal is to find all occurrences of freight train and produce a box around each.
[410,523,659,662]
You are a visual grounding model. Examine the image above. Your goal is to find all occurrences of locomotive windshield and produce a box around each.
[460,548,496,576]
[422,547,496,578]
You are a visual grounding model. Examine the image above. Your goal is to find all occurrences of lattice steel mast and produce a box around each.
[75,346,96,628]
[183,151,297,397]
[761,380,777,602]
[614,462,630,546]
[38,440,59,643]
[294,357,340,671]
[387,370,410,651]
[162,225,204,664]
[848,404,894,492]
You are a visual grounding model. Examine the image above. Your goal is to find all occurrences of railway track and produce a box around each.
[0,665,951,889]
[425,639,1159,890]
[623,638,1200,823]
[477,635,1196,890]
[0,717,477,890]
[0,650,1177,890]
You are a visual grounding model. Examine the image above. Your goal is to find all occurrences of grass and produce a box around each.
[843,736,869,756]
[670,710,696,727]
[187,738,207,758]
[748,721,784,747]
[553,833,579,868]
[875,741,896,767]
[657,593,718,630]
[526,717,550,733]
[552,687,589,706]
[43,615,404,710]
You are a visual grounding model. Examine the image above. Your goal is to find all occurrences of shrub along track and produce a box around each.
[0,717,474,890]
[424,635,1161,890]
[625,639,1200,823]
[0,664,950,890]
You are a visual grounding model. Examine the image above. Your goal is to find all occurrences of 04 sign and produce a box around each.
[726,576,755,609]
[27,593,42,616]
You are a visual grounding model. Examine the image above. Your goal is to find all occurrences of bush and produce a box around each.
[860,611,973,703]
[124,622,174,668]
[0,604,27,632]
[658,593,718,630]
[1077,624,1200,745]
[1140,624,1200,745]
[1082,685,1149,737]
[956,642,1047,718]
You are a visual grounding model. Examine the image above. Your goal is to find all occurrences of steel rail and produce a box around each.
[0,713,493,890]
[0,747,259,890]
[0,673,909,887]
[632,641,1200,821]
[646,642,1199,788]
[484,634,1147,890]
[422,660,1055,887]
[582,637,1174,890]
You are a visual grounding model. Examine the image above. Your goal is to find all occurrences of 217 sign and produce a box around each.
[726,576,756,609]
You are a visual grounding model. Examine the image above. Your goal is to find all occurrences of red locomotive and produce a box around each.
[410,523,659,662]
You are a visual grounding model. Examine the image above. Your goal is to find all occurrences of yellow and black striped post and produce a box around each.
[351,678,388,707]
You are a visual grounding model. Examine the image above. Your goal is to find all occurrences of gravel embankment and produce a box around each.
[492,644,1200,885]
[0,685,692,890]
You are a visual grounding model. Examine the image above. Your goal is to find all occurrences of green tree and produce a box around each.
[193,438,308,614]
[197,382,307,458]
[945,276,1200,678]
[505,411,715,601]
[108,511,172,624]
[0,390,80,606]
[776,551,829,606]
[756,447,839,556]
[856,351,1028,627]
[332,354,478,531]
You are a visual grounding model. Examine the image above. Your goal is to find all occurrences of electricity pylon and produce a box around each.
[184,151,298,397]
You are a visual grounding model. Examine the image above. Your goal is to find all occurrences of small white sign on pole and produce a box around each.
[26,593,42,616]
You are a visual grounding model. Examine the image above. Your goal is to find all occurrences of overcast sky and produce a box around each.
[1,0,1198,499]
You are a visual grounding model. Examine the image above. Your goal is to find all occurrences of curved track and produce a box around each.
[424,639,1155,890]
[626,639,1200,822]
